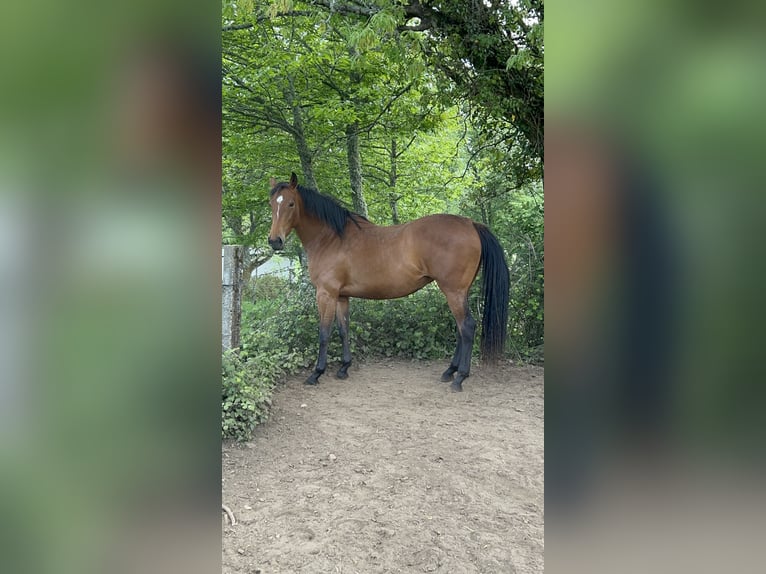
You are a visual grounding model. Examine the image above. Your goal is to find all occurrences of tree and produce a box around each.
[223,2,447,220]
[223,13,330,189]
[244,1,544,176]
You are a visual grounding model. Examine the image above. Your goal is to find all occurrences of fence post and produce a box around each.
[222,245,243,351]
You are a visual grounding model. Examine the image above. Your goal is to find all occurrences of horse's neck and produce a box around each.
[294,217,338,254]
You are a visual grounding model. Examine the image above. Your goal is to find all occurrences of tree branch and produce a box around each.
[310,0,378,17]
[361,170,389,187]
[223,23,254,32]
[222,11,313,31]
[360,82,414,133]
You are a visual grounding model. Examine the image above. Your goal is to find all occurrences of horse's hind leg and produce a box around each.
[453,312,477,392]
[441,288,476,392]
[335,297,352,379]
[441,329,461,382]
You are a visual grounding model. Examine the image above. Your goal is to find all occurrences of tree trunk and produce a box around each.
[479,198,489,226]
[292,103,318,190]
[345,122,368,217]
[389,138,400,224]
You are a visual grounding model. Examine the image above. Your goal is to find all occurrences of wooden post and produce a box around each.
[222,245,243,351]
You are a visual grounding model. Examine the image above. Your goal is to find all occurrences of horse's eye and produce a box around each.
[289,202,295,208]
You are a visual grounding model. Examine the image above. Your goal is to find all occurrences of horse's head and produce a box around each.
[268,172,301,251]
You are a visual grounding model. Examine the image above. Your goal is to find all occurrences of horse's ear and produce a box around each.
[269,177,277,188]
[289,172,298,188]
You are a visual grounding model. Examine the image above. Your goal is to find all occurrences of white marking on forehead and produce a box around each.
[276,195,284,204]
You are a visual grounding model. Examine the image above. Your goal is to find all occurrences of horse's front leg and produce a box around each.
[305,289,337,386]
[335,297,352,379]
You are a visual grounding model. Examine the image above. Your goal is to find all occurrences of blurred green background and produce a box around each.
[546,0,766,572]
[0,2,221,573]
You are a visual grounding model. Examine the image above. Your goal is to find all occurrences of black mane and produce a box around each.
[271,183,366,237]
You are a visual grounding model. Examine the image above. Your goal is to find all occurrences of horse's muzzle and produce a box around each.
[268,237,284,251]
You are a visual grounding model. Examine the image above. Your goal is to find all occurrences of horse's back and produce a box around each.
[359,213,479,264]
[404,213,478,244]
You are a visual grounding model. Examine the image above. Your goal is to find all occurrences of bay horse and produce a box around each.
[267,172,509,391]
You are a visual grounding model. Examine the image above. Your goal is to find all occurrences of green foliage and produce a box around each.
[351,286,456,360]
[223,281,320,441]
[251,274,289,301]
[505,192,545,357]
[221,349,271,441]
[459,178,544,360]
[267,0,293,18]
[240,279,319,369]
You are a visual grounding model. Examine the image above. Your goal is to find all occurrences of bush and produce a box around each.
[222,282,319,440]
[251,274,290,301]
[241,280,459,364]
[222,349,271,441]
[240,279,319,368]
[351,285,457,360]
[223,300,319,441]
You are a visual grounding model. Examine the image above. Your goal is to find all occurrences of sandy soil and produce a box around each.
[222,360,544,574]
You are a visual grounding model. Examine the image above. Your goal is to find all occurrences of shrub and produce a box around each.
[222,349,271,441]
[251,274,290,301]
[240,279,318,368]
[350,285,457,360]
[241,280,460,365]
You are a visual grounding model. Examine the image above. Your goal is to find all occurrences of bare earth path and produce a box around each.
[222,360,544,574]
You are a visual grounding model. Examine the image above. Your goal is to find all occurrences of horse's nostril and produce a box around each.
[268,237,284,250]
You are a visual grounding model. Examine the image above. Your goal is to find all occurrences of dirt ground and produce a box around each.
[222,360,544,574]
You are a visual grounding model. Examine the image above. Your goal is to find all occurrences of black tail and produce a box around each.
[474,223,510,361]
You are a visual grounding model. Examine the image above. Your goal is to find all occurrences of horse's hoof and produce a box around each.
[335,370,348,380]
[440,372,454,382]
[450,382,463,392]
[304,377,319,386]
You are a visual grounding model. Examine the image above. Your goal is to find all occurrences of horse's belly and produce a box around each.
[340,275,432,300]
